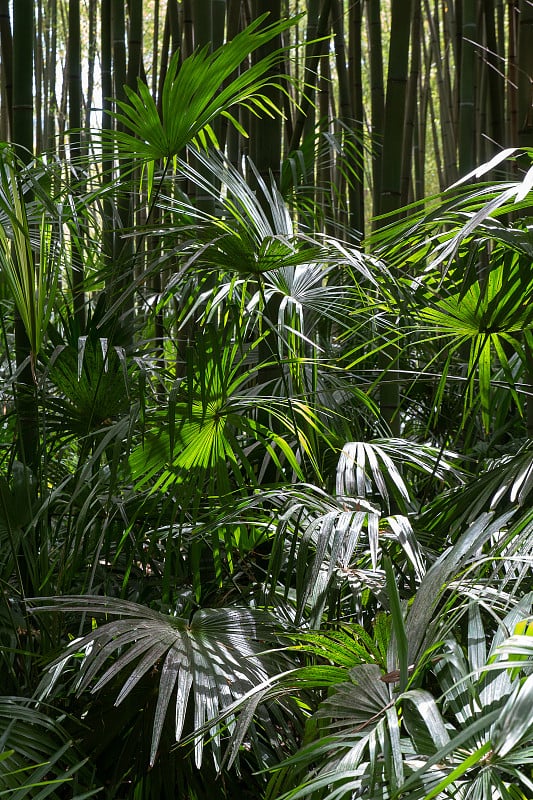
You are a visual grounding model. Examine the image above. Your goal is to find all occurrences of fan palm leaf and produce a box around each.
[109,15,299,167]
[36,597,288,770]
[0,155,61,366]
[129,324,327,493]
[369,148,533,281]
[262,583,533,800]
[0,698,94,799]
[419,254,533,431]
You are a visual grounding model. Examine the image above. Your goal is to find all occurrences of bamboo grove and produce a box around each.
[0,2,532,800]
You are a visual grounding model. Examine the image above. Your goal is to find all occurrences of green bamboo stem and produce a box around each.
[518,0,533,147]
[182,0,194,57]
[85,0,97,132]
[189,0,215,214]
[35,2,43,152]
[366,0,384,220]
[68,0,85,331]
[459,0,477,175]
[13,0,39,474]
[224,0,244,166]
[101,0,113,264]
[46,0,58,153]
[250,0,282,190]
[400,0,422,207]
[507,1,518,145]
[318,49,335,235]
[156,7,172,115]
[330,0,359,235]
[68,0,82,144]
[348,0,364,235]
[424,0,457,185]
[127,0,143,87]
[377,0,414,437]
[0,0,12,140]
[288,0,331,153]
[483,0,505,149]
[109,0,134,324]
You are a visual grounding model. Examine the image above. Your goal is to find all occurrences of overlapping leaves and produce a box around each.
[109,15,299,165]
[37,597,286,770]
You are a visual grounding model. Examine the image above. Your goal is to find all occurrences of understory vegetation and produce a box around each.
[0,10,532,800]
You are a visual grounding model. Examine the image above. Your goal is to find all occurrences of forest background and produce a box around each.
[0,1,533,799]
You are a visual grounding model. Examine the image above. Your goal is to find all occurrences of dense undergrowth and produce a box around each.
[1,21,532,800]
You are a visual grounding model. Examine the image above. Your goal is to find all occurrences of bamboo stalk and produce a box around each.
[13,0,39,474]
[0,0,12,140]
[483,0,505,149]
[400,0,422,207]
[366,0,384,219]
[250,0,282,190]
[127,0,143,87]
[348,0,364,235]
[459,0,477,174]
[518,0,533,146]
[424,0,456,184]
[35,1,43,152]
[47,0,58,152]
[289,0,331,153]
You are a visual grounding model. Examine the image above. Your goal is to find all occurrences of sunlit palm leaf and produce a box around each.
[370,148,533,280]
[36,596,285,769]
[420,256,533,431]
[109,15,299,164]
[0,154,61,364]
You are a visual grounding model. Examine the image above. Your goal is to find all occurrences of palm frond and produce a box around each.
[35,596,287,769]
[0,697,95,799]
[108,15,300,166]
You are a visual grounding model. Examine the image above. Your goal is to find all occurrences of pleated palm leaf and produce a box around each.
[263,439,464,627]
[129,323,326,493]
[108,14,299,170]
[0,698,94,799]
[419,253,533,432]
[174,148,381,281]
[36,597,294,771]
[421,440,533,535]
[369,148,533,279]
[368,149,533,438]
[46,337,130,441]
[262,550,533,800]
[155,149,387,448]
[0,153,61,370]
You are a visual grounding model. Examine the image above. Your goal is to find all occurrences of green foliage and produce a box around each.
[0,699,94,799]
[0,25,532,800]
[109,14,300,167]
[0,152,61,365]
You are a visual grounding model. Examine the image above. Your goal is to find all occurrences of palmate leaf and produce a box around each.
[266,665,404,800]
[36,596,285,769]
[335,438,462,515]
[0,154,61,364]
[0,698,94,799]
[369,148,533,281]
[336,441,412,510]
[270,593,533,800]
[254,471,424,624]
[492,673,533,757]
[421,444,533,546]
[160,148,383,285]
[420,253,533,431]
[109,14,299,164]
[130,324,329,499]
[405,508,518,667]
[46,338,130,437]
